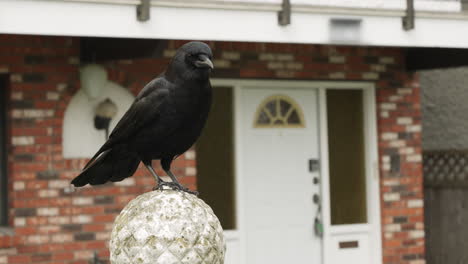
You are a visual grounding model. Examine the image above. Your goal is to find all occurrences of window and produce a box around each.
[0,75,8,226]
[327,89,367,225]
[254,94,305,128]
[196,87,236,230]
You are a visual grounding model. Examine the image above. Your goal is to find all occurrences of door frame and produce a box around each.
[211,79,382,264]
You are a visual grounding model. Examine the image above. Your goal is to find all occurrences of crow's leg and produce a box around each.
[142,160,174,191]
[165,170,198,195]
[161,157,198,195]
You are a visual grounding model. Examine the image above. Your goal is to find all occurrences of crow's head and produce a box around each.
[168,41,214,81]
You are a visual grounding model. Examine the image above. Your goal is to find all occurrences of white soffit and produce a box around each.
[0,0,468,48]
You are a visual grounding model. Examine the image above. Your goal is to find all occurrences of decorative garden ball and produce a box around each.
[110,190,226,264]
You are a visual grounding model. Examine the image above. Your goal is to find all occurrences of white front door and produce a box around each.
[239,87,321,263]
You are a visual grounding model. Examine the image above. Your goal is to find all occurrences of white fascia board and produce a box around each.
[0,0,468,48]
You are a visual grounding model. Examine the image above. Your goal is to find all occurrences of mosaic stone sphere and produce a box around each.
[109,190,225,264]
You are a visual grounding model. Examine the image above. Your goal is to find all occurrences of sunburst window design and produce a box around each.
[254,94,305,128]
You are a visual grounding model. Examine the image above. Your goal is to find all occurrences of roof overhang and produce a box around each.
[1,0,468,49]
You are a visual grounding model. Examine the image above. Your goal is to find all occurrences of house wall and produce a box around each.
[420,67,468,151]
[0,35,424,264]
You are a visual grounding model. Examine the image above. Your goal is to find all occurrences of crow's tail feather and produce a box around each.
[71,148,140,187]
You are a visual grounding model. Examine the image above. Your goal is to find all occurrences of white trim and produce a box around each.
[1,0,468,48]
[364,87,383,264]
[212,78,382,264]
[318,88,332,264]
[46,0,466,19]
[232,84,247,264]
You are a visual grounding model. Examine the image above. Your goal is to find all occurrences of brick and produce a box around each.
[380,56,395,64]
[56,83,67,91]
[409,260,426,264]
[72,215,92,224]
[37,207,59,216]
[94,196,114,205]
[0,248,17,256]
[163,49,177,58]
[408,199,423,208]
[407,154,422,163]
[267,62,284,70]
[46,92,59,100]
[397,117,413,125]
[62,224,82,232]
[382,132,398,140]
[185,167,196,176]
[371,64,386,72]
[68,57,79,64]
[212,59,231,68]
[380,103,397,110]
[10,74,22,82]
[7,255,30,263]
[74,232,96,241]
[222,51,240,60]
[285,62,303,70]
[27,235,49,244]
[48,180,69,189]
[96,232,111,241]
[52,251,74,261]
[329,55,345,63]
[10,92,23,100]
[409,230,425,239]
[397,88,413,95]
[185,150,196,160]
[14,217,26,227]
[22,73,45,83]
[407,125,421,132]
[276,70,295,78]
[37,170,58,179]
[385,224,401,232]
[276,54,294,61]
[31,253,51,262]
[384,193,400,202]
[362,72,379,80]
[38,189,59,198]
[13,181,25,191]
[74,250,94,260]
[329,72,345,79]
[15,208,36,217]
[11,136,34,146]
[72,197,93,206]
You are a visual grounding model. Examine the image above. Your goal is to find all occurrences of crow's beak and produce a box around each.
[195,54,214,69]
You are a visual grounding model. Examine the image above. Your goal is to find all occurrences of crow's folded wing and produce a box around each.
[83,77,171,169]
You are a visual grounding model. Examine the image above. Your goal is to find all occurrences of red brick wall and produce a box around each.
[0,35,424,264]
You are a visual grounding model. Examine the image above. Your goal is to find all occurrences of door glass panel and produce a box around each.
[196,87,236,230]
[327,89,367,225]
[253,94,305,128]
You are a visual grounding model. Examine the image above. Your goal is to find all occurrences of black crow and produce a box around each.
[71,41,214,194]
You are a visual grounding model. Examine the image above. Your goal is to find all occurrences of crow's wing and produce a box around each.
[83,77,171,169]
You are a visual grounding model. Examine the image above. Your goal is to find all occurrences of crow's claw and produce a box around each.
[155,182,198,195]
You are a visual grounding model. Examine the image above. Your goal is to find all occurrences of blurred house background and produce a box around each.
[420,67,468,264]
[0,0,468,263]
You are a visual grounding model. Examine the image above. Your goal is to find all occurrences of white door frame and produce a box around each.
[211,79,382,264]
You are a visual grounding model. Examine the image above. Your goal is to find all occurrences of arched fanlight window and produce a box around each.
[254,94,305,128]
